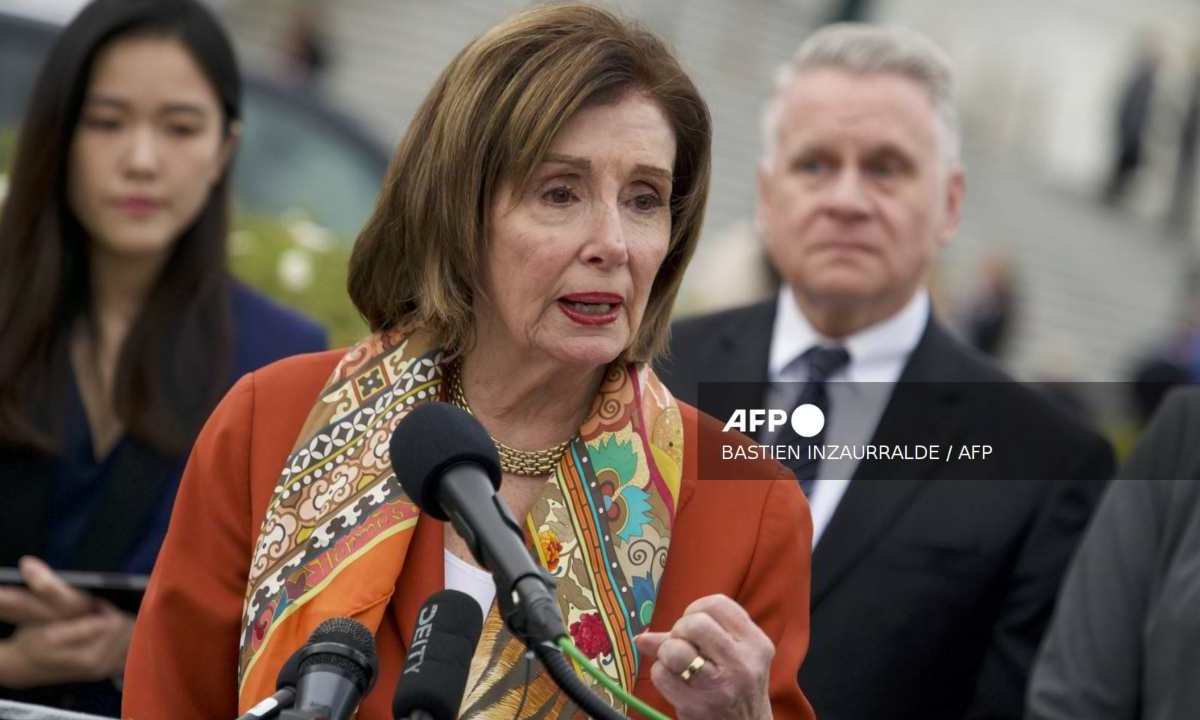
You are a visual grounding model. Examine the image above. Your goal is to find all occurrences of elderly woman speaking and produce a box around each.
[123,4,814,719]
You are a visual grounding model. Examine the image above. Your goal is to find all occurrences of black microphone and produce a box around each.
[277,617,379,720]
[392,589,484,720]
[388,402,565,643]
[235,647,302,719]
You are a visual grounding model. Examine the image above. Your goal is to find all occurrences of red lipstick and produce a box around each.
[558,292,623,326]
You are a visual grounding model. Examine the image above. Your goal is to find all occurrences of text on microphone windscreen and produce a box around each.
[393,589,485,720]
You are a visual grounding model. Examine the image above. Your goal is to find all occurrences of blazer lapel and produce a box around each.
[701,301,775,430]
[810,318,967,608]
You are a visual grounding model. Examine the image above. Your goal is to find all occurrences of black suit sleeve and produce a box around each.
[964,433,1115,719]
[1025,391,1196,719]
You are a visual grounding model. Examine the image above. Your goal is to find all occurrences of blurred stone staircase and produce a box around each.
[941,150,1191,383]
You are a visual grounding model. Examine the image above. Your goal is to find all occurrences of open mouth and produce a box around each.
[557,294,623,326]
[562,301,615,315]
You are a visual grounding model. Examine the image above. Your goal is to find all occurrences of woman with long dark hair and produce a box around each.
[0,0,326,712]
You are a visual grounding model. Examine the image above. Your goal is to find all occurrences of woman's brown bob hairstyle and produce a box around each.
[348,2,711,362]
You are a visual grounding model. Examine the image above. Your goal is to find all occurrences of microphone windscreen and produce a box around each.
[389,402,501,520]
[301,617,378,691]
[308,617,376,653]
[393,589,485,720]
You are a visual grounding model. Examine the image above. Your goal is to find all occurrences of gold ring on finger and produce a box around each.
[679,654,707,683]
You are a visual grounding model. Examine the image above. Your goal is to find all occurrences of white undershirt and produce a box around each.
[444,549,495,622]
[767,287,929,545]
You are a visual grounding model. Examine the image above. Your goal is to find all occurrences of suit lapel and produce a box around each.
[811,319,967,608]
[703,301,775,429]
[713,300,775,384]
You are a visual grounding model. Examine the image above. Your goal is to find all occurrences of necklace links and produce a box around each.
[446,362,573,477]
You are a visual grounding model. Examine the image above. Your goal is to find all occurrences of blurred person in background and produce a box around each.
[124,4,815,719]
[961,252,1018,360]
[1103,35,1162,207]
[827,0,877,24]
[1028,387,1200,720]
[659,23,1114,720]
[280,1,331,90]
[1127,281,1200,426]
[0,0,326,713]
[1129,355,1192,423]
[1165,45,1200,237]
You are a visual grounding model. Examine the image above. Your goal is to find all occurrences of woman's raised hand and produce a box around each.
[635,593,775,720]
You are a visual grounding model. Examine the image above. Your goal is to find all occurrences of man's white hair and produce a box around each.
[761,23,961,167]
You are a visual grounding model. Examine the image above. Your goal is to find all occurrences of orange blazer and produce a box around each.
[122,351,815,719]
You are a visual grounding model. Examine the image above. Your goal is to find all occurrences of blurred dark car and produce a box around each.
[0,3,389,239]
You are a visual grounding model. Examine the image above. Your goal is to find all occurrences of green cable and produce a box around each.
[555,635,673,720]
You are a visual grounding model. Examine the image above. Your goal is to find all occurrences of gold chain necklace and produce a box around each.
[446,362,573,477]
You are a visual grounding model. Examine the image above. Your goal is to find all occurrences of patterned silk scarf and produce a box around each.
[236,328,683,717]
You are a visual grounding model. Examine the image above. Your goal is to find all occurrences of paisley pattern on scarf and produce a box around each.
[236,330,683,718]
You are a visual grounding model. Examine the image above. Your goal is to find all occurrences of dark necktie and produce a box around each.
[771,345,851,496]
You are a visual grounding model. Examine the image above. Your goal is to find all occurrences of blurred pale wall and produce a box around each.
[878,0,1200,202]
[216,0,1195,382]
[875,0,1199,383]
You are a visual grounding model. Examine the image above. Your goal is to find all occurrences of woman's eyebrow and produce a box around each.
[82,94,130,110]
[543,153,591,170]
[83,94,209,119]
[543,153,672,182]
[634,164,673,183]
[159,103,208,119]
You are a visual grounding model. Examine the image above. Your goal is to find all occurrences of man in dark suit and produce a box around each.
[658,24,1114,720]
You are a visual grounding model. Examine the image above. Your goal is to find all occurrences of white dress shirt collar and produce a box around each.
[768,286,930,383]
[767,287,930,546]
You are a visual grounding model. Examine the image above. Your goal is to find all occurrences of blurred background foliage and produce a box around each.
[228,214,366,348]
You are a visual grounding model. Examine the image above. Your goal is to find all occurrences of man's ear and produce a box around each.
[938,166,965,247]
[755,162,771,236]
